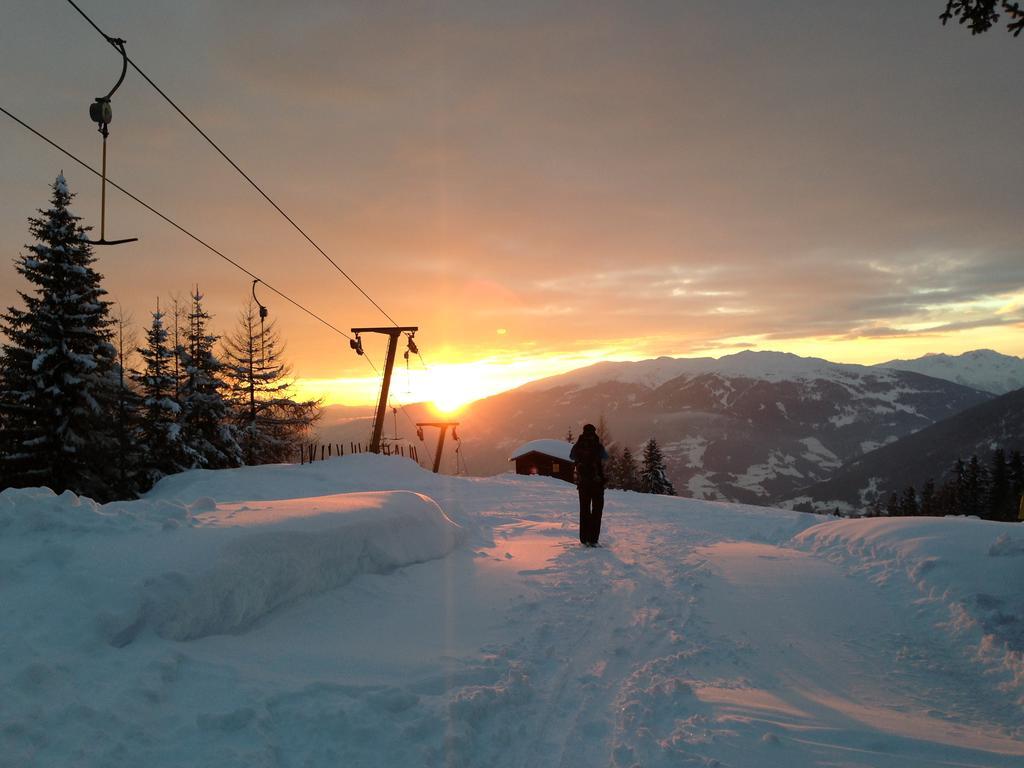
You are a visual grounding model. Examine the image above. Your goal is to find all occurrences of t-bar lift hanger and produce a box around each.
[86,34,138,246]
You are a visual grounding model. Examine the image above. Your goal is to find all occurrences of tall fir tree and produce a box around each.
[221,299,319,464]
[639,437,675,495]
[177,287,241,469]
[919,478,937,517]
[604,445,623,490]
[885,491,900,517]
[1009,450,1024,517]
[987,448,1011,521]
[618,446,641,491]
[960,455,987,518]
[0,174,120,499]
[898,486,919,517]
[111,306,143,497]
[132,302,187,485]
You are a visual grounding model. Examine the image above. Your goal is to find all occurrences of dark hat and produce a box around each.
[582,423,597,434]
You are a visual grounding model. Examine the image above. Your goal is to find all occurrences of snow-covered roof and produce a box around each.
[509,439,574,462]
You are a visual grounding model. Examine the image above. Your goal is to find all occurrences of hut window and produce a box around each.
[552,462,560,472]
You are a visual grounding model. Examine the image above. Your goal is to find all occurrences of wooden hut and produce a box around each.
[509,439,575,483]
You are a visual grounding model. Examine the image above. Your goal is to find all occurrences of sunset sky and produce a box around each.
[2,1,1022,412]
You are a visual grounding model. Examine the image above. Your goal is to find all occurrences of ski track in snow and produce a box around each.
[2,458,1023,767]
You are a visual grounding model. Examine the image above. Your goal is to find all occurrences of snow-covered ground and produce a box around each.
[2,455,1022,767]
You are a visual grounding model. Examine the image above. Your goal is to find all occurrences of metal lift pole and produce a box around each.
[416,422,459,473]
[352,326,418,454]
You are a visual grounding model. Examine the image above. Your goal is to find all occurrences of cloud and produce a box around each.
[3,0,1024,387]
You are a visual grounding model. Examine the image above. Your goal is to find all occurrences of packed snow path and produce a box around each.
[2,455,1022,767]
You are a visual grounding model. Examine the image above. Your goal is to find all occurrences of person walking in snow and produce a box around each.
[570,423,609,547]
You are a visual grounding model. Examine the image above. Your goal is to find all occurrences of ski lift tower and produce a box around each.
[351,326,418,454]
[416,422,460,474]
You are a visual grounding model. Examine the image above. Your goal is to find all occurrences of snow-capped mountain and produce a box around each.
[525,350,881,393]
[876,349,1024,395]
[317,350,1003,505]
[316,351,991,506]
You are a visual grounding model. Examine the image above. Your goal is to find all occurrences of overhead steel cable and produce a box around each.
[0,104,372,355]
[64,0,400,327]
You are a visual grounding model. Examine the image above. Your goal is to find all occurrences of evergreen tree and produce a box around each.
[221,299,319,464]
[867,497,883,518]
[178,287,241,470]
[604,445,622,490]
[565,427,574,443]
[111,306,143,497]
[169,294,187,404]
[133,303,187,484]
[988,448,1011,521]
[885,491,900,517]
[1009,449,1024,517]
[919,478,937,517]
[618,446,640,491]
[960,455,987,518]
[898,486,919,517]
[940,0,1024,37]
[934,477,959,517]
[639,437,675,495]
[0,174,120,499]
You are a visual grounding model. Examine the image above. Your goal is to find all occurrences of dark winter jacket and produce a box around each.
[570,433,608,487]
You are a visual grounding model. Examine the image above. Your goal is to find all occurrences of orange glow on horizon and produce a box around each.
[293,322,1024,412]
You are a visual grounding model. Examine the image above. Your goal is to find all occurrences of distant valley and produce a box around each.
[316,349,1024,513]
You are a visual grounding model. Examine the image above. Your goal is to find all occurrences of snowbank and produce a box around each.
[795,516,1024,703]
[1,478,463,647]
[116,491,464,643]
[0,486,197,533]
[145,452,433,504]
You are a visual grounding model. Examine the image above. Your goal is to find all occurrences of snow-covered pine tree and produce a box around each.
[618,445,641,491]
[0,174,121,499]
[111,306,143,497]
[221,299,319,464]
[169,294,187,404]
[639,437,675,495]
[132,302,187,485]
[177,287,241,469]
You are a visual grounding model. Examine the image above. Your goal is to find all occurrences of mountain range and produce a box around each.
[317,349,1024,512]
[875,349,1024,395]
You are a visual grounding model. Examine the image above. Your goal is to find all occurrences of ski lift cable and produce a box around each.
[390,394,435,468]
[0,104,372,355]
[64,0,400,328]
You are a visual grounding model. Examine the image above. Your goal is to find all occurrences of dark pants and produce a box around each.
[578,482,605,545]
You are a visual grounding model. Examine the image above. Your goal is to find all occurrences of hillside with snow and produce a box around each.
[317,351,1000,507]
[2,455,1022,767]
[385,351,992,505]
[877,349,1024,395]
